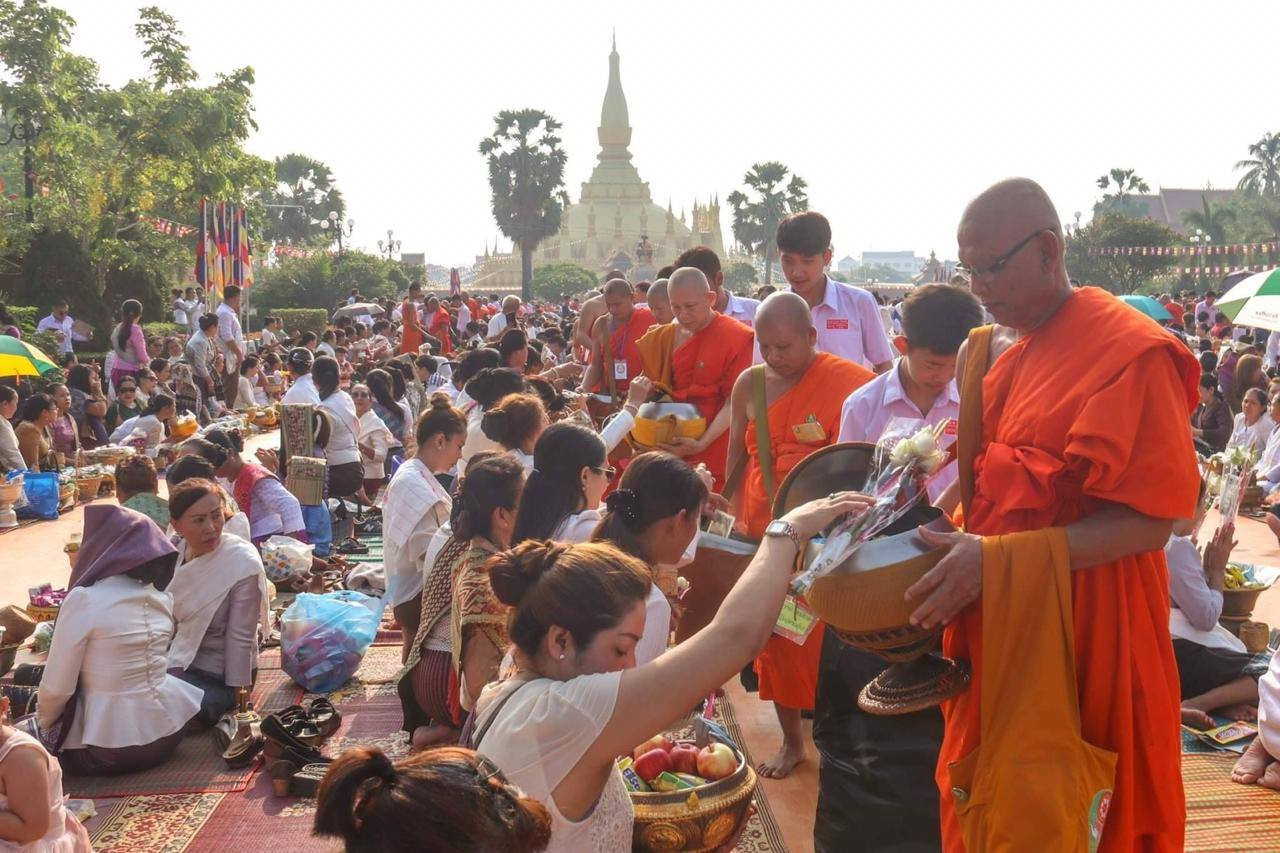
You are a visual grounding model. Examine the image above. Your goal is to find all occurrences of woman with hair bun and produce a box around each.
[512,422,610,545]
[480,392,547,472]
[313,745,550,853]
[382,393,467,661]
[592,451,707,665]
[473,492,871,850]
[459,367,526,466]
[186,428,306,545]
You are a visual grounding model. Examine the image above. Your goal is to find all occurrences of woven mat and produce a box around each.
[1184,753,1280,851]
[343,533,383,564]
[703,691,788,853]
[65,656,301,798]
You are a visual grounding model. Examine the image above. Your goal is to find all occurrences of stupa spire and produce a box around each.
[596,33,632,167]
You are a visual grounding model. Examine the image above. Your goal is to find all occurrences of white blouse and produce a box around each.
[507,447,535,472]
[37,575,202,749]
[551,508,603,543]
[318,391,362,466]
[357,409,394,480]
[1227,412,1275,456]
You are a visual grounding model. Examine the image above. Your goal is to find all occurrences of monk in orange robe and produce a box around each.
[582,278,654,401]
[399,281,426,356]
[425,296,454,356]
[908,179,1199,851]
[635,267,754,486]
[726,291,873,777]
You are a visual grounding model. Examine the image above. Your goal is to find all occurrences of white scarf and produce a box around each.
[1169,607,1247,653]
[167,530,271,671]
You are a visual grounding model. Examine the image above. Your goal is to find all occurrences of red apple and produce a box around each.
[633,748,674,783]
[669,743,700,775]
[696,743,738,781]
[632,734,675,761]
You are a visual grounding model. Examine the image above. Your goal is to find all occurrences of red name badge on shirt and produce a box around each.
[826,318,850,330]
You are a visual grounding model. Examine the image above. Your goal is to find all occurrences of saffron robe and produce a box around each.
[595,306,655,396]
[941,287,1200,852]
[399,301,422,355]
[636,313,754,485]
[744,352,873,709]
[428,306,454,355]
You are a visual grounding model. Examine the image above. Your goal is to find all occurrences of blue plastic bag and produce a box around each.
[16,471,60,520]
[280,590,384,693]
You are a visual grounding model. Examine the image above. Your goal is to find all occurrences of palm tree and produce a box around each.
[257,153,344,246]
[1180,194,1235,244]
[1236,132,1280,197]
[726,161,808,286]
[1095,168,1150,214]
[479,109,569,301]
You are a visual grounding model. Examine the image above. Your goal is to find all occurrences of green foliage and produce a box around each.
[1236,132,1280,197]
[849,263,910,283]
[726,162,808,286]
[255,250,401,312]
[723,261,757,291]
[1094,168,1151,218]
[479,109,570,300]
[134,7,195,88]
[7,304,39,337]
[273,308,328,339]
[141,321,185,340]
[255,153,344,246]
[529,262,597,302]
[1065,213,1178,294]
[1218,191,1280,242]
[1180,195,1235,244]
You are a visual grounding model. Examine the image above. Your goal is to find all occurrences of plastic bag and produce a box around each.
[261,535,314,583]
[17,471,60,520]
[280,591,384,693]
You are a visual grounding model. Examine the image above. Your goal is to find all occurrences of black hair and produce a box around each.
[240,354,259,376]
[901,284,985,355]
[198,313,218,331]
[204,426,245,454]
[313,356,340,399]
[21,393,54,422]
[166,454,218,487]
[592,451,707,561]
[144,393,174,417]
[183,435,230,469]
[512,422,606,545]
[672,246,721,280]
[66,364,93,394]
[0,385,16,405]
[451,454,525,542]
[465,367,525,409]
[365,368,400,414]
[775,211,832,255]
[116,298,143,351]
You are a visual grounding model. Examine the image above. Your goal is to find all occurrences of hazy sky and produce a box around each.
[52,1,1278,266]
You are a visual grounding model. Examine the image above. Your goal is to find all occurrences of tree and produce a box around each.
[1236,132,1280,198]
[479,109,569,302]
[256,153,344,246]
[529,261,597,302]
[1180,194,1235,244]
[726,161,808,286]
[1064,212,1178,295]
[723,260,757,292]
[254,249,402,311]
[1094,168,1151,218]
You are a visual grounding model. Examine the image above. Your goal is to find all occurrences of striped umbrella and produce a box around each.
[0,336,58,376]
[1216,268,1280,331]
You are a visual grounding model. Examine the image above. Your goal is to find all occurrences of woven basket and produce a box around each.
[75,475,103,502]
[285,456,326,505]
[26,603,59,623]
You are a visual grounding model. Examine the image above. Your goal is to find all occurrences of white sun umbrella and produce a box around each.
[1216,268,1280,331]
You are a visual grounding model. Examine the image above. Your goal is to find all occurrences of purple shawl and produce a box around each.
[69,504,179,591]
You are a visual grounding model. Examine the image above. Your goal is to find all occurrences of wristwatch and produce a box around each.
[764,519,802,550]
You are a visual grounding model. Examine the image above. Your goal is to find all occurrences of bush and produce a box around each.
[272,309,329,339]
[142,322,188,340]
[7,305,41,339]
[530,262,598,303]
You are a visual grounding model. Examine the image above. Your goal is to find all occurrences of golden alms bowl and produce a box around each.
[630,744,756,852]
[631,402,706,448]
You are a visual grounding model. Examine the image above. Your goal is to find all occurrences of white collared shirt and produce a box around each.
[755,277,894,369]
[837,358,960,500]
[722,292,759,327]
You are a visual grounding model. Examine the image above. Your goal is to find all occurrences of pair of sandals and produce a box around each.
[336,537,368,555]
[263,699,340,797]
[0,664,45,717]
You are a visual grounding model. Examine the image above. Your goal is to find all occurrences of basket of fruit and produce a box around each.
[1223,562,1272,619]
[622,731,756,852]
[27,585,66,623]
[170,413,199,440]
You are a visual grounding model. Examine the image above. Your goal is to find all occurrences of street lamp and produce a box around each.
[320,210,354,255]
[0,111,40,223]
[1190,228,1212,292]
[377,229,401,261]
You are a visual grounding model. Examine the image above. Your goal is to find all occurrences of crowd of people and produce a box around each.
[2,179,1280,851]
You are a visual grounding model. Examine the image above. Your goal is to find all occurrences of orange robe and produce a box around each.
[428,306,454,355]
[940,287,1200,852]
[399,301,422,355]
[744,352,874,709]
[595,307,655,396]
[636,313,754,486]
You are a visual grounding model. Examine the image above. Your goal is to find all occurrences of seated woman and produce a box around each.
[66,365,108,449]
[166,478,270,726]
[0,386,23,473]
[400,453,524,748]
[480,392,547,472]
[108,394,178,460]
[1255,393,1280,495]
[1165,482,1261,728]
[367,368,409,465]
[313,356,365,503]
[459,368,526,467]
[34,504,202,775]
[15,393,56,470]
[512,422,611,545]
[104,380,143,434]
[591,452,706,666]
[450,455,526,720]
[169,362,207,424]
[352,383,394,501]
[1226,387,1274,456]
[383,394,467,662]
[472,492,868,849]
[186,429,306,545]
[1192,373,1232,455]
[233,356,261,413]
[313,745,550,853]
[47,384,80,460]
[115,454,170,529]
[0,693,93,850]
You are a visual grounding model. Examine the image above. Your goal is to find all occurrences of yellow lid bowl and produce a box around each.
[630,402,706,448]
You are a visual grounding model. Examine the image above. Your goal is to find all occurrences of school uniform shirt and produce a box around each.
[754,277,894,370]
[722,292,760,327]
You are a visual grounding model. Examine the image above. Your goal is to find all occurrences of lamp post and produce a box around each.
[1190,228,1212,293]
[377,229,401,262]
[320,210,354,256]
[0,111,39,223]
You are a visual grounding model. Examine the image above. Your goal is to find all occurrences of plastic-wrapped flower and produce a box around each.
[910,430,937,457]
[889,438,913,467]
[920,450,947,474]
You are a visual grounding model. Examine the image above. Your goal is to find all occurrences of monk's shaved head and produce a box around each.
[755,291,817,379]
[667,267,715,332]
[602,277,636,322]
[668,267,710,298]
[957,177,1071,333]
[647,278,672,324]
[754,291,813,335]
[603,277,633,298]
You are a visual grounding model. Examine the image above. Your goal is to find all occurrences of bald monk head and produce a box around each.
[754,291,817,380]
[957,178,1071,333]
[602,277,636,323]
[647,278,672,324]
[668,267,716,333]
[574,291,607,349]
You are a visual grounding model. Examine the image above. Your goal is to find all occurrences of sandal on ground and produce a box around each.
[213,712,238,752]
[306,698,341,737]
[335,537,368,555]
[262,713,328,761]
[268,755,329,798]
[222,725,264,768]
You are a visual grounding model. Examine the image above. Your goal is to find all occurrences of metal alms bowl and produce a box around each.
[631,402,707,448]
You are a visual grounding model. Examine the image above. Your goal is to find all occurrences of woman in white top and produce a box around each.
[382,394,467,662]
[1254,392,1280,493]
[591,452,707,666]
[186,429,306,544]
[512,422,611,546]
[1226,387,1275,456]
[480,392,547,473]
[0,385,23,472]
[459,367,525,467]
[233,355,261,413]
[0,721,93,851]
[108,393,177,459]
[35,504,202,775]
[312,356,364,500]
[473,492,869,851]
[352,383,394,500]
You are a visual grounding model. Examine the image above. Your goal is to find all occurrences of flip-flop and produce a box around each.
[307,698,341,737]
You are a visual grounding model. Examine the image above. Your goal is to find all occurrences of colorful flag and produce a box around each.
[450,267,461,296]
[237,206,254,288]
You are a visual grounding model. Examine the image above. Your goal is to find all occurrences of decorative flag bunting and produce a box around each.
[141,215,196,237]
[195,199,254,301]
[1087,242,1280,257]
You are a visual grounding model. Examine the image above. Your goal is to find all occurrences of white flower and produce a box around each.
[920,450,947,475]
[910,430,937,457]
[889,438,912,467]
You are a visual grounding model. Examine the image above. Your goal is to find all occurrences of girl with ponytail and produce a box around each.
[511,422,610,545]
[110,298,148,392]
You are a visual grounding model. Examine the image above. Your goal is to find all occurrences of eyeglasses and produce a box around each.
[591,464,617,479]
[956,229,1049,281]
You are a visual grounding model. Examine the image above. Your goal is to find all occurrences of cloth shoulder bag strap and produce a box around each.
[603,318,619,405]
[956,326,993,520]
[722,366,774,502]
[466,677,534,750]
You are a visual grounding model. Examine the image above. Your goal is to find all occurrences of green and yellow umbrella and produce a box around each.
[0,337,58,376]
[1216,268,1280,331]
